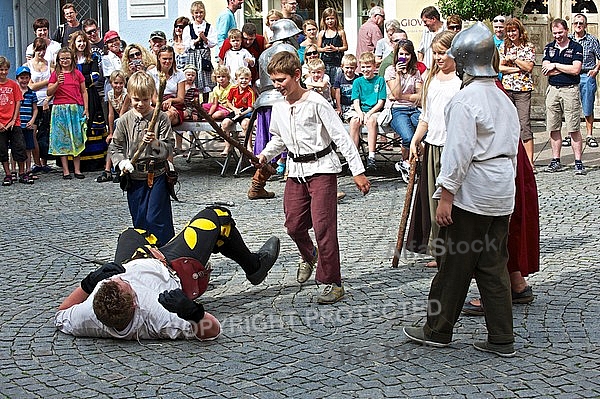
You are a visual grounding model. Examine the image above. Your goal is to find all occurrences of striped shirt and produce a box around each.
[20,88,38,128]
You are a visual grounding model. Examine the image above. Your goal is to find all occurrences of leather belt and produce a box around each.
[135,160,166,172]
[288,144,333,163]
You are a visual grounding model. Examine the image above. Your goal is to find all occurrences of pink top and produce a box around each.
[48,69,85,106]
[356,20,383,58]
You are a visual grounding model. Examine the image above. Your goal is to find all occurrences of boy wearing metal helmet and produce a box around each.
[403,22,521,358]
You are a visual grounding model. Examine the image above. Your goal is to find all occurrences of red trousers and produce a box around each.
[283,174,341,285]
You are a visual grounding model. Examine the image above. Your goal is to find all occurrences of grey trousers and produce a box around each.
[424,206,514,345]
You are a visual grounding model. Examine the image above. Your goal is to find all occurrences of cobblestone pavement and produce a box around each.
[1,130,599,398]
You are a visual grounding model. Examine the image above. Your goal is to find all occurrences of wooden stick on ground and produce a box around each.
[192,99,276,175]
[392,157,418,268]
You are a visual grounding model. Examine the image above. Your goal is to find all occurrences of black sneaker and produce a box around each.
[562,136,571,147]
[95,170,112,182]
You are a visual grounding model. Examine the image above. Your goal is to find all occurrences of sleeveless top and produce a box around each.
[27,58,51,105]
[320,31,343,67]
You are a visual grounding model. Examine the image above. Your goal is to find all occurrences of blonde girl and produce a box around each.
[264,9,283,43]
[316,8,348,82]
[202,65,233,120]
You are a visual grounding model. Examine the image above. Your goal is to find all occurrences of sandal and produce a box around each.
[18,173,35,184]
[3,175,12,186]
[562,136,571,147]
[586,136,599,148]
[95,170,112,183]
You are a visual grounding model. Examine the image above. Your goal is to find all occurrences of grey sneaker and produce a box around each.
[366,157,377,171]
[316,284,345,304]
[545,159,563,173]
[297,248,318,283]
[574,162,587,175]
[473,341,516,358]
[403,326,450,348]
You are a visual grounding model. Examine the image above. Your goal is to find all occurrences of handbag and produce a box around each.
[377,103,393,127]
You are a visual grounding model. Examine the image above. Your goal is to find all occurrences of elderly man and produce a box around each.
[149,30,167,57]
[356,6,385,61]
[55,206,280,341]
[542,18,586,175]
[403,22,520,358]
[570,13,600,148]
[52,2,82,46]
[417,6,445,69]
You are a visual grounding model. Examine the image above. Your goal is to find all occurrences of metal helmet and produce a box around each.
[448,22,497,78]
[255,42,298,104]
[270,19,301,43]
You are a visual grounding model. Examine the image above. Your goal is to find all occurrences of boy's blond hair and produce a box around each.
[0,56,10,69]
[235,66,251,79]
[212,65,230,83]
[341,54,357,67]
[228,28,242,41]
[267,51,301,76]
[127,71,156,99]
[109,70,126,83]
[359,52,375,65]
[307,58,325,72]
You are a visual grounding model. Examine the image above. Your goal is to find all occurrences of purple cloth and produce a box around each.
[253,107,272,156]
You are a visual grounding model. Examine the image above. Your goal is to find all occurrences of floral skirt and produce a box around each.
[49,104,87,156]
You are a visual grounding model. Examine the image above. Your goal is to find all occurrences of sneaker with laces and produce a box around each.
[31,164,43,174]
[562,136,571,147]
[366,157,377,171]
[317,283,345,304]
[395,160,411,183]
[473,341,516,358]
[297,247,318,283]
[545,159,563,173]
[41,165,53,173]
[574,162,587,175]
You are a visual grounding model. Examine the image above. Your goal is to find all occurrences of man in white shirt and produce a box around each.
[417,6,445,69]
[55,206,280,341]
[403,23,520,358]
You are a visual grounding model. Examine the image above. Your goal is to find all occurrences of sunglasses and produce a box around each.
[305,51,319,57]
[129,51,142,59]
[175,24,186,29]
[85,28,97,35]
[493,18,505,23]
[448,25,461,31]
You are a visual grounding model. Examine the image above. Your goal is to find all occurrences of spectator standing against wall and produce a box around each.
[542,18,587,175]
[52,3,83,47]
[215,0,244,59]
[25,18,61,63]
[570,13,600,148]
[417,6,444,69]
[356,6,385,67]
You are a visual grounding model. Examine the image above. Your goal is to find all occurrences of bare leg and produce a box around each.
[570,130,583,160]
[549,130,562,159]
[60,156,70,175]
[523,138,534,167]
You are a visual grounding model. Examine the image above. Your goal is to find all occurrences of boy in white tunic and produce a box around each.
[403,23,520,357]
[257,51,370,304]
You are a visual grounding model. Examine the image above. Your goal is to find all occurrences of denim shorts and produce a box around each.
[579,73,597,117]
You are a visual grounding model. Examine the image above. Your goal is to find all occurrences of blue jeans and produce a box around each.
[579,73,597,117]
[390,106,421,148]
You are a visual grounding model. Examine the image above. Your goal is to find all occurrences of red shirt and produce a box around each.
[49,69,85,106]
[219,35,266,84]
[0,79,23,126]
[227,85,255,109]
